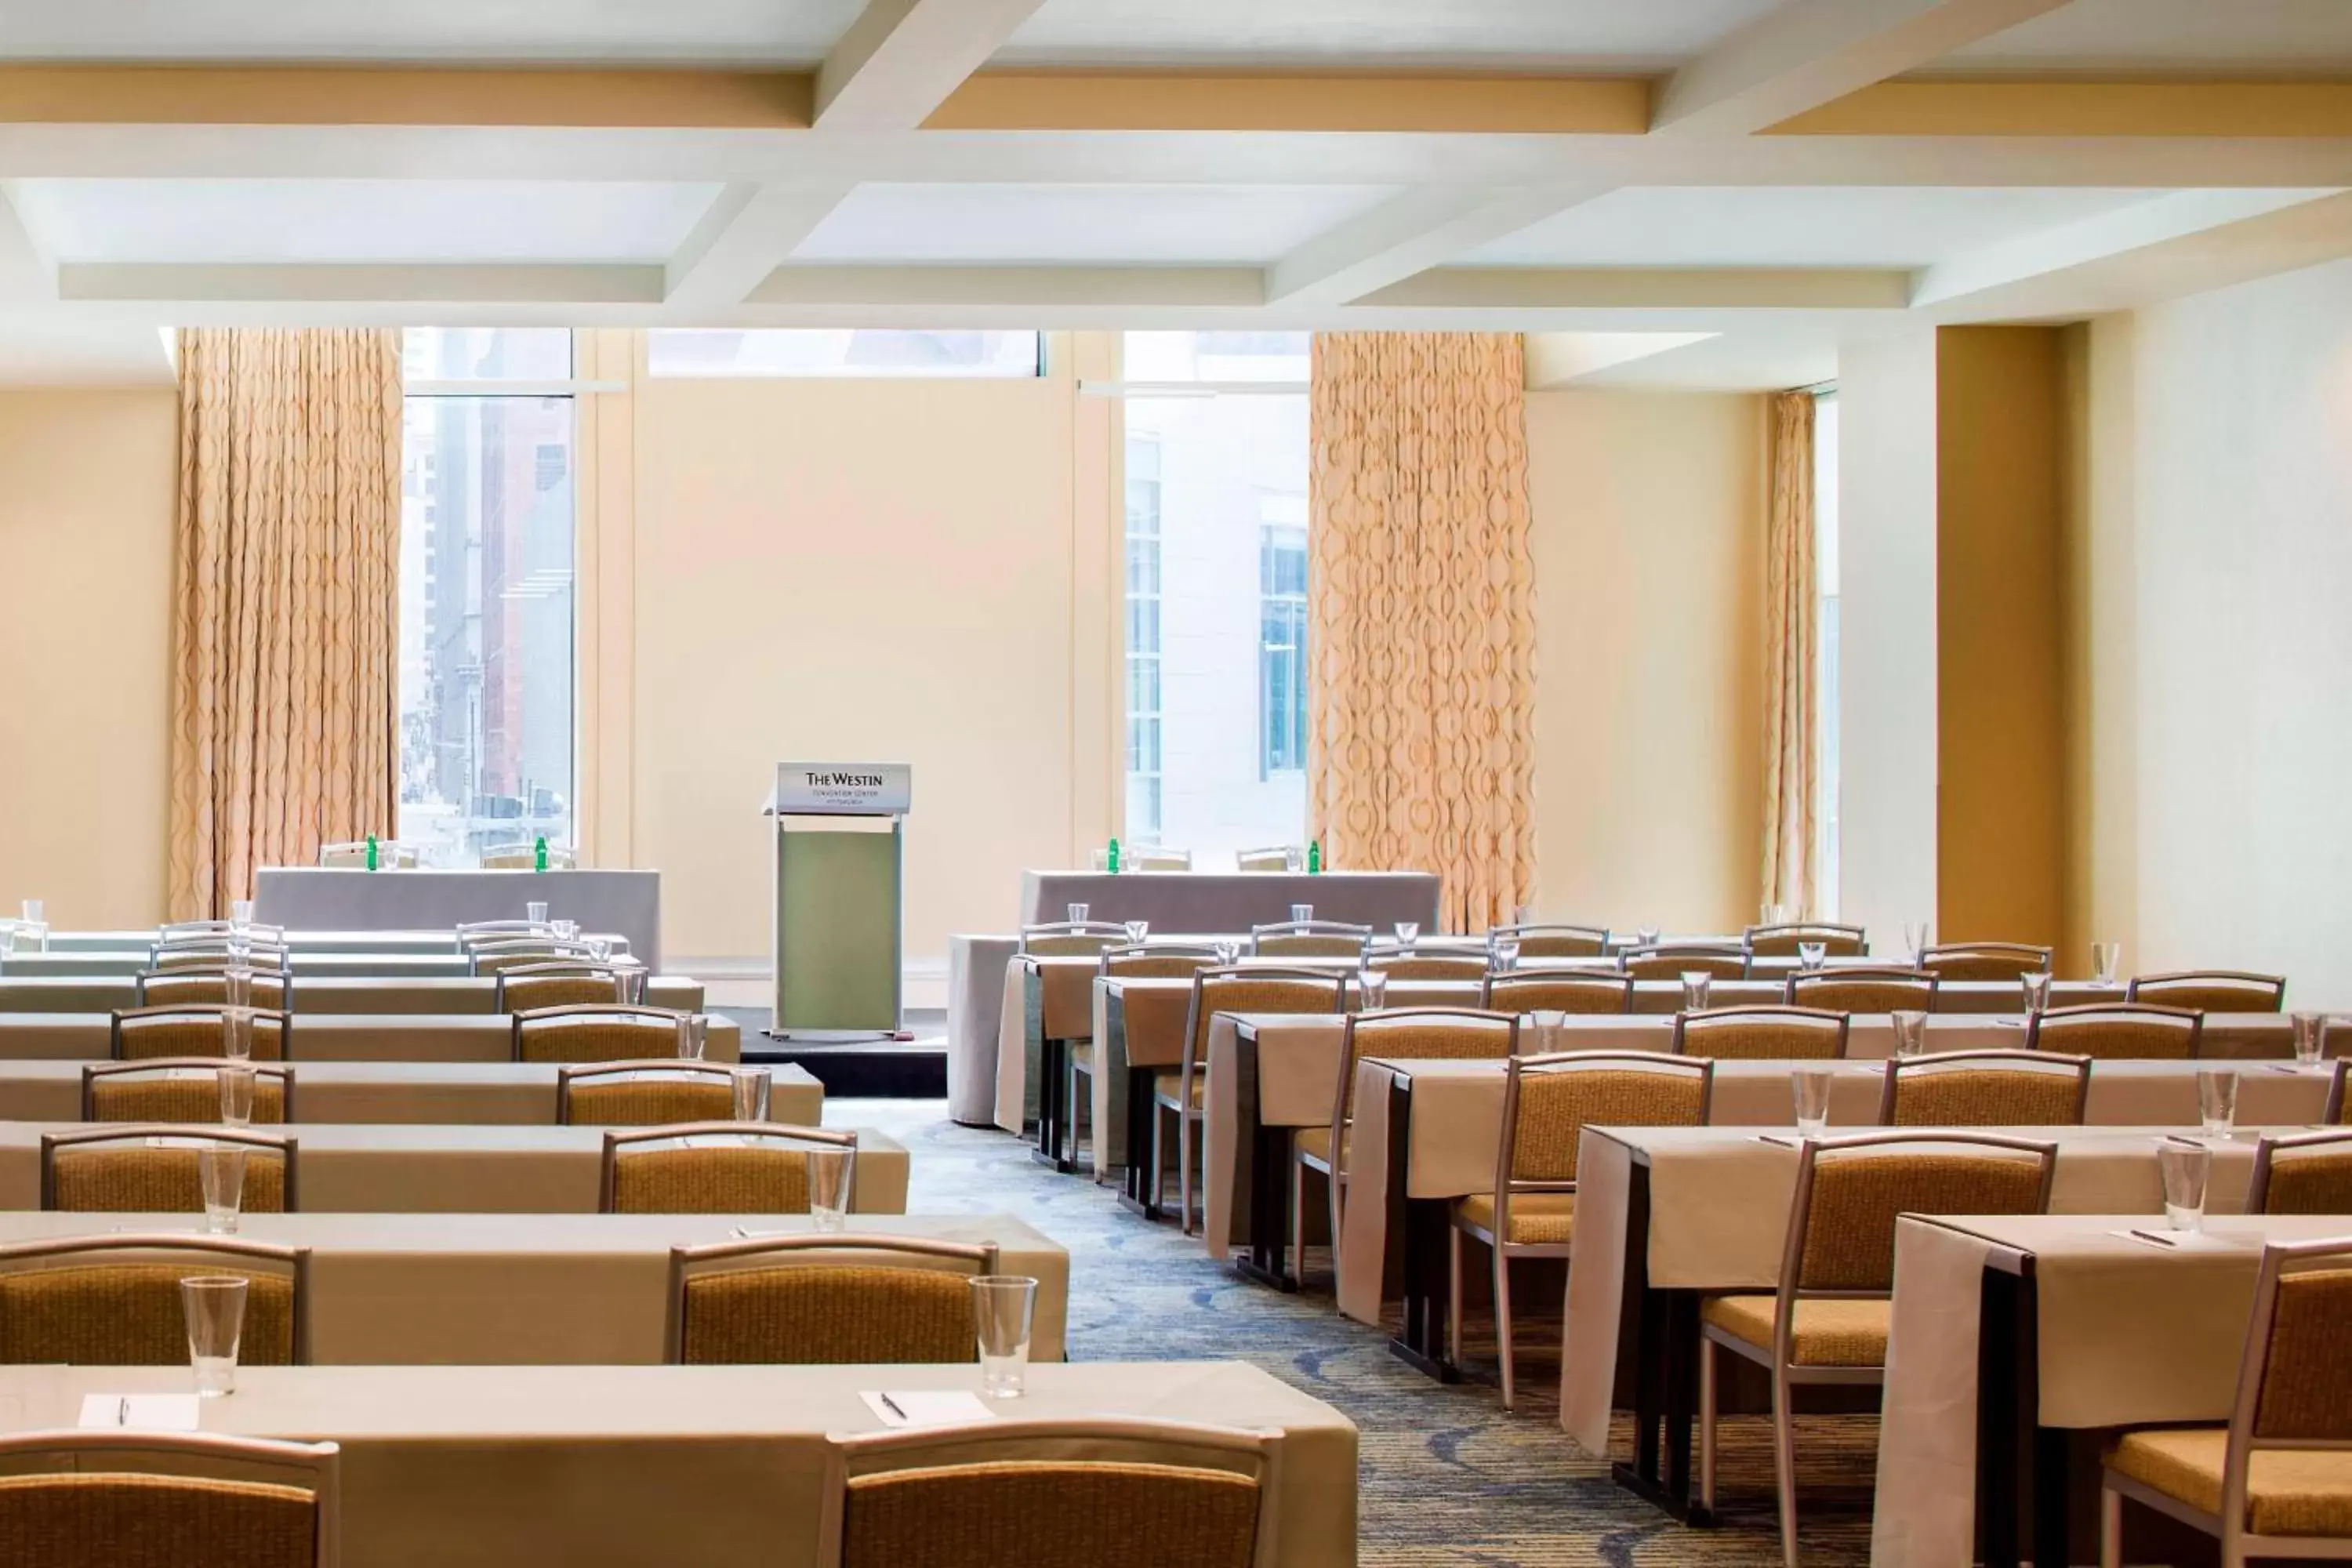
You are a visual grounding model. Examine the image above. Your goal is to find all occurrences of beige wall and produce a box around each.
[1525,389,1766,932]
[2067,258,2352,1004]
[0,390,177,927]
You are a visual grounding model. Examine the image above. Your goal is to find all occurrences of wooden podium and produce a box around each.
[761,762,909,1040]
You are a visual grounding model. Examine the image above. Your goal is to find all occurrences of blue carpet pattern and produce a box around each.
[846,1099,1878,1566]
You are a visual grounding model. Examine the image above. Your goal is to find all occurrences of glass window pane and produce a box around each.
[1125,331,1309,383]
[645,329,1041,379]
[398,393,576,867]
[402,328,572,381]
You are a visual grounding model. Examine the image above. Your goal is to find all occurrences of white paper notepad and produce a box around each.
[859,1391,996,1429]
[78,1394,201,1431]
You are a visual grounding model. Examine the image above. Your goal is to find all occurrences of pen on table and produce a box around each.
[2128,1229,2180,1248]
[117,1396,128,1425]
[877,1393,908,1421]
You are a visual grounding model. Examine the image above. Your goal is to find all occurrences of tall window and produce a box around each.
[1814,390,1841,914]
[1119,332,1311,865]
[645,329,1040,378]
[398,328,578,866]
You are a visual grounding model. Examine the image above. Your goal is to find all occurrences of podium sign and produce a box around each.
[764,761,909,1039]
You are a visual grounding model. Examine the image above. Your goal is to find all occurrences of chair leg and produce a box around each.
[1447,1229,1465,1367]
[2099,1483,2121,1568]
[1494,1246,1517,1411]
[1699,1336,1718,1512]
[1178,1110,1198,1236]
[1287,1156,1306,1284]
[1151,1105,1170,1214]
[1771,1368,1799,1568]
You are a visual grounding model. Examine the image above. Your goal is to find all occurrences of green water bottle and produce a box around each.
[365,833,378,871]
[1106,837,1120,873]
[1308,839,1322,874]
[534,835,549,873]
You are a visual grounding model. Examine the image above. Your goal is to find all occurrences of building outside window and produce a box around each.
[398,327,576,866]
[1120,332,1310,866]
[1814,389,1841,915]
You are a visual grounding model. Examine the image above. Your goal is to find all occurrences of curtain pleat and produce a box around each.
[1306,332,1537,933]
[1760,389,1819,918]
[168,328,403,920]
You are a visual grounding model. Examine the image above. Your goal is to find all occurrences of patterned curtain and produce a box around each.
[1760,390,1819,917]
[169,328,403,919]
[1307,332,1537,933]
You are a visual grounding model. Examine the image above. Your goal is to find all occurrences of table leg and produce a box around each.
[1608,1166,1712,1523]
[1237,1119,1298,1290]
[1975,1265,2036,1568]
[1031,1036,1076,1173]
[1120,1066,1160,1216]
[1382,1078,1458,1382]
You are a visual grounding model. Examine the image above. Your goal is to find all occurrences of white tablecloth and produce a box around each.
[255,868,662,970]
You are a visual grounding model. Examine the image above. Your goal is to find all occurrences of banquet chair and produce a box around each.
[321,837,416,868]
[665,1234,995,1363]
[514,1004,691,1064]
[136,967,289,1009]
[1490,924,1611,959]
[1784,968,1936,1014]
[456,920,546,945]
[1236,846,1297,872]
[1484,969,1634,1014]
[1452,1051,1712,1408]
[558,1062,736,1126]
[161,919,289,941]
[1065,946,1224,1168]
[818,1420,1276,1568]
[2027,1003,2203,1062]
[2100,1236,2352,1568]
[1294,1009,1517,1287]
[1919,942,2053,982]
[1877,1050,2090,1127]
[495,962,625,1011]
[1128,848,1193,872]
[2129,971,2288,1014]
[600,1122,855,1214]
[2332,1061,2349,1126]
[82,1060,291,1124]
[42,1127,295,1214]
[1369,953,1489,982]
[1624,944,1749,981]
[1249,921,1371,960]
[0,1235,307,1365]
[1673,1006,1849,1062]
[1153,967,1345,1234]
[1700,1132,2057,1568]
[112,1005,287,1063]
[470,941,597,976]
[152,942,291,972]
[1018,922,1127,958]
[2245,1130,2352,1215]
[1746,922,1869,958]
[481,841,575,870]
[0,1428,339,1568]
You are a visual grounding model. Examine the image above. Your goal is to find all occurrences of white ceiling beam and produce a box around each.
[1261,184,1609,309]
[815,0,1051,132]
[59,263,662,304]
[662,183,858,310]
[1652,0,2076,137]
[1363,267,1914,311]
[750,265,1261,308]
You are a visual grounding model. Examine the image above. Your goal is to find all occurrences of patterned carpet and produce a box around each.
[845,1099,1881,1566]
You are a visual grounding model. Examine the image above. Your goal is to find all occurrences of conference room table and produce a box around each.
[0,1360,1357,1568]
[0,975,706,1016]
[1562,1125,2301,1526]
[0,1010,740,1064]
[1874,1212,2352,1568]
[254,866,664,969]
[31,928,633,957]
[12,952,488,980]
[0,1058,818,1125]
[0,1122,910,1213]
[0,1211,1058,1363]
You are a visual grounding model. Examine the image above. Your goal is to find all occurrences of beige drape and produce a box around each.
[169,328,404,919]
[1307,333,1537,932]
[1760,389,1818,917]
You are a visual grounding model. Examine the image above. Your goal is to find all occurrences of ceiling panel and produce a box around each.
[1465,187,2166,270]
[1925,0,2352,76]
[793,183,1400,266]
[12,180,727,263]
[0,0,857,63]
[999,0,1781,70]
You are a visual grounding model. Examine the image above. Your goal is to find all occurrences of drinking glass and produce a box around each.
[2020,971,2053,1013]
[1903,921,1930,962]
[2158,1142,2212,1232]
[1067,902,1090,924]
[223,965,253,1012]
[805,1147,855,1232]
[2092,942,2122,986]
[971,1275,1039,1398]
[552,919,579,942]
[223,1008,254,1063]
[229,899,255,934]
[2198,1069,2239,1138]
[1213,940,1240,966]
[1890,1010,1929,1059]
[1490,936,1521,973]
[1283,847,1304,873]
[525,901,550,928]
[218,1063,256,1129]
[198,1145,247,1235]
[1681,972,1711,1012]
[181,1276,248,1398]
[19,899,41,927]
[619,964,648,1005]
[1290,904,1314,924]
[1513,905,1533,926]
[1798,942,1827,972]
[731,1066,771,1123]
[1123,920,1149,946]
[1792,1069,1835,1138]
[2292,1012,2328,1066]
[1762,902,1791,927]
[1637,927,1661,946]
[1357,968,1389,1011]
[586,937,612,964]
[1394,922,1419,953]
[1530,1008,1566,1055]
[677,1014,708,1061]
